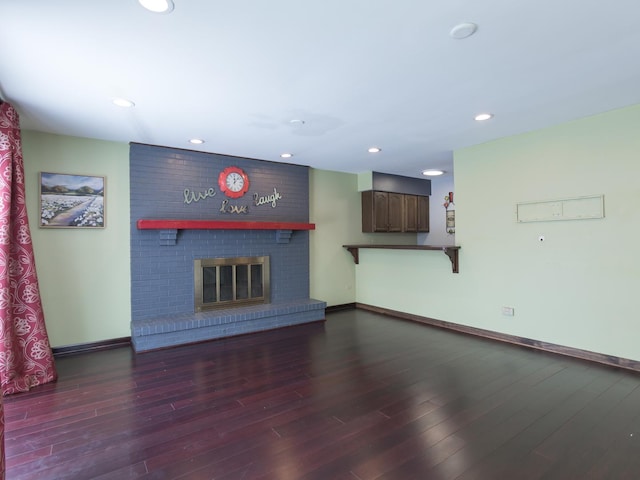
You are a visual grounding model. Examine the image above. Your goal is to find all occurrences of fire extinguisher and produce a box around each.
[444,192,455,234]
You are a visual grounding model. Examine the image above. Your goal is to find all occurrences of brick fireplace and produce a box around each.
[129,144,326,352]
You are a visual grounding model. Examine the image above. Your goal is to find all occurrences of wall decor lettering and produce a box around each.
[184,187,217,205]
[220,199,248,214]
[254,187,283,208]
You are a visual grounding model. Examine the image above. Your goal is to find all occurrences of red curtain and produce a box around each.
[0,101,57,397]
[0,405,3,480]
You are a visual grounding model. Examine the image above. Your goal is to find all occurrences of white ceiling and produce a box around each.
[1,1,640,178]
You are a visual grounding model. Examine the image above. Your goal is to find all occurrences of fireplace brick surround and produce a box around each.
[129,144,325,352]
[130,299,325,352]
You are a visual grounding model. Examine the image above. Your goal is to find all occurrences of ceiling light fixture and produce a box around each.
[450,22,478,39]
[138,0,174,14]
[280,153,293,158]
[368,147,381,153]
[474,113,493,121]
[112,98,135,108]
[422,169,444,176]
[189,138,204,145]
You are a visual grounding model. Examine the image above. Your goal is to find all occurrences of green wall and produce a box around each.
[22,131,131,347]
[20,103,640,364]
[354,104,640,362]
[308,169,414,306]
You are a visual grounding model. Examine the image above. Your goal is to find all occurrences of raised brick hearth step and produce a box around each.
[131,299,326,352]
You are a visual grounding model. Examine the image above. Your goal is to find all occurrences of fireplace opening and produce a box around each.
[194,256,270,312]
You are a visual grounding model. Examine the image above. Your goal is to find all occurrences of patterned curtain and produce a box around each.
[0,405,3,480]
[0,101,57,399]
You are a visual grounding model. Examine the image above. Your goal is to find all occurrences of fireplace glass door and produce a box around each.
[195,256,270,312]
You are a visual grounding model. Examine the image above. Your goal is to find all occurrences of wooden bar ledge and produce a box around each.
[343,244,460,273]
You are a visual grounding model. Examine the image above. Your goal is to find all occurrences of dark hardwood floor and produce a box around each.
[3,309,640,479]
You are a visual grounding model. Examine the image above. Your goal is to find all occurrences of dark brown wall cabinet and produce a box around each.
[417,195,430,232]
[404,195,418,232]
[362,191,429,233]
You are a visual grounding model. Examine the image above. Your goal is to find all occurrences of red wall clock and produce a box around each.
[218,166,250,198]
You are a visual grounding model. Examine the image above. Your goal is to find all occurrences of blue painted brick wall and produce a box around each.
[130,144,311,321]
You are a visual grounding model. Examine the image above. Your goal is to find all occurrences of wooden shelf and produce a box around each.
[342,244,460,273]
[137,219,315,230]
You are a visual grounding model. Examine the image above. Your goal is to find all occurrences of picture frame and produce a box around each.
[39,172,106,228]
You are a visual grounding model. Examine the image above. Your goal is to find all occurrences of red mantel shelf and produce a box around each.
[137,219,316,231]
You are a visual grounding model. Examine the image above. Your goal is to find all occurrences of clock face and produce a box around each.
[218,166,250,198]
[225,172,244,192]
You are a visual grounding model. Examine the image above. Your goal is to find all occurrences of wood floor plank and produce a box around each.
[3,309,640,479]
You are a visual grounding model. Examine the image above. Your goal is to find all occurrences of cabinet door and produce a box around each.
[362,191,392,232]
[387,193,404,232]
[417,195,430,232]
[373,191,390,232]
[361,191,374,232]
[404,195,418,232]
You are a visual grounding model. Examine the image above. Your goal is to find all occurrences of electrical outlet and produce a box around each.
[502,306,515,316]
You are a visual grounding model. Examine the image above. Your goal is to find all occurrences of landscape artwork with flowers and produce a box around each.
[39,172,105,228]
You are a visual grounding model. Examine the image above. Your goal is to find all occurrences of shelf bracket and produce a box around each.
[443,247,459,274]
[346,247,360,264]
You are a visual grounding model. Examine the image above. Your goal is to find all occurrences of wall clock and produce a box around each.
[218,166,250,199]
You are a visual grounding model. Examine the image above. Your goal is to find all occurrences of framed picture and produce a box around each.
[39,172,105,228]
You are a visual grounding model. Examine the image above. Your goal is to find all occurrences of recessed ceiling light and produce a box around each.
[189,138,204,145]
[139,0,174,13]
[450,22,478,39]
[368,147,382,153]
[474,113,493,121]
[280,153,293,158]
[112,98,135,108]
[422,169,445,176]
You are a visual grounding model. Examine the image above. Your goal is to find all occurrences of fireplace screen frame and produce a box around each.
[194,256,270,312]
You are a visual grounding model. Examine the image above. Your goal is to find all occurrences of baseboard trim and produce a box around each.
[356,303,640,373]
[53,337,132,357]
[325,303,357,313]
